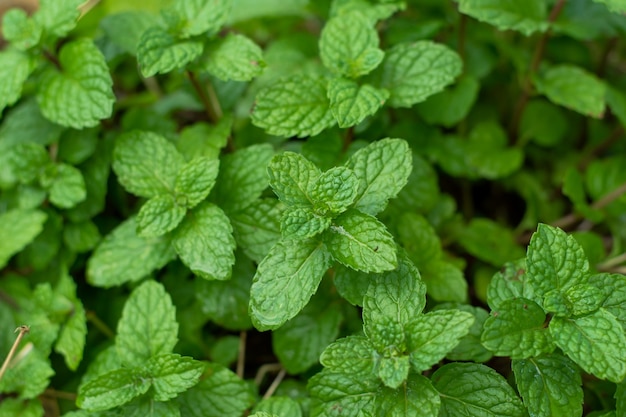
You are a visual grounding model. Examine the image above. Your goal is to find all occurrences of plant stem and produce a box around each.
[236,331,246,379]
[578,126,624,170]
[43,388,77,401]
[254,363,282,386]
[0,325,30,381]
[187,70,221,124]
[552,181,626,229]
[598,252,626,271]
[457,13,467,62]
[262,368,286,399]
[85,310,115,339]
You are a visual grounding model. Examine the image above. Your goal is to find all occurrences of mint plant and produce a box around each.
[2,0,626,416]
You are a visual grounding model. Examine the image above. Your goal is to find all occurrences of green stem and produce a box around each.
[86,310,115,339]
[187,70,221,124]
[262,368,286,399]
[0,326,30,381]
[236,331,246,379]
[578,126,624,170]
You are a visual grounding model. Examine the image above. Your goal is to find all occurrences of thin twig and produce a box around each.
[262,368,287,400]
[236,331,246,379]
[187,70,220,123]
[43,388,78,401]
[598,252,626,271]
[0,325,30,381]
[254,363,282,386]
[578,126,624,170]
[85,310,115,339]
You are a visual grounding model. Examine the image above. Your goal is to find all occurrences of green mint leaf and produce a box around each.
[136,27,203,77]
[170,0,231,38]
[0,399,44,417]
[377,355,410,389]
[144,353,204,401]
[526,224,589,304]
[175,157,220,209]
[173,203,235,280]
[519,99,568,146]
[376,374,440,417]
[405,310,474,372]
[301,131,344,171]
[177,363,255,417]
[122,396,181,417]
[100,11,159,55]
[606,85,626,128]
[330,0,404,23]
[201,33,264,81]
[37,39,114,128]
[534,65,606,118]
[55,297,87,370]
[7,142,48,184]
[458,0,548,35]
[432,363,525,417]
[310,166,359,215]
[0,347,53,399]
[229,198,282,263]
[212,144,274,213]
[308,369,379,416]
[466,121,524,179]
[45,163,86,209]
[512,354,583,417]
[550,309,626,382]
[589,273,626,330]
[333,264,370,306]
[273,298,342,374]
[281,207,331,240]
[267,151,320,207]
[563,167,604,222]
[593,0,626,13]
[0,209,47,269]
[327,78,389,128]
[250,413,276,417]
[249,238,332,330]
[136,194,187,238]
[319,11,384,78]
[543,284,604,317]
[252,397,302,417]
[113,130,185,198]
[482,298,555,359]
[2,9,41,50]
[617,380,626,416]
[486,260,527,310]
[58,127,99,165]
[251,75,336,138]
[34,0,82,38]
[320,335,378,377]
[457,218,525,267]
[379,41,462,108]
[0,99,64,146]
[77,368,150,412]
[435,303,493,363]
[345,138,412,215]
[80,344,120,386]
[0,50,33,114]
[87,217,175,287]
[415,74,480,127]
[177,118,230,161]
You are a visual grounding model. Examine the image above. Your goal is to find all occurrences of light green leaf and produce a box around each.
[543,284,604,317]
[458,0,548,35]
[512,354,583,417]
[267,151,319,207]
[77,368,151,412]
[80,344,120,386]
[2,9,41,50]
[589,273,626,330]
[320,335,378,377]
[46,163,86,209]
[100,11,159,55]
[173,202,235,280]
[457,218,524,267]
[37,39,114,128]
[439,304,492,363]
[562,167,604,222]
[415,75,480,127]
[380,41,462,108]
[137,27,204,77]
[35,0,83,38]
[122,396,181,417]
[229,198,282,263]
[0,209,47,269]
[324,209,397,273]
[177,363,256,417]
[0,50,32,114]
[376,374,441,417]
[593,0,626,13]
[87,217,175,287]
[550,309,626,383]
[55,298,87,371]
[319,11,384,78]
[0,398,44,417]
[177,118,230,161]
[144,353,204,401]
[281,207,331,239]
[405,310,474,373]
[251,75,336,138]
[308,369,379,416]
[212,144,274,213]
[327,78,388,128]
[137,194,187,238]
[534,65,606,118]
[113,130,185,198]
[422,260,469,303]
[171,0,232,38]
[201,33,264,81]
[486,260,527,310]
[0,347,54,399]
[249,238,332,331]
[310,166,359,215]
[482,298,554,359]
[465,121,524,179]
[333,264,370,306]
[433,363,525,416]
[7,142,48,184]
[175,157,220,209]
[0,98,64,146]
[345,138,412,215]
[378,355,410,389]
[253,396,302,417]
[116,280,179,365]
[526,224,589,304]
[519,99,568,146]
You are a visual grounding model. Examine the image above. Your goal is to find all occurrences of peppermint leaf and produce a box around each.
[593,0,626,13]
[201,33,264,81]
[177,118,230,161]
[439,304,493,363]
[324,209,397,272]
[2,9,42,50]
[46,163,87,209]
[281,207,331,239]
[405,310,474,373]
[173,202,235,280]
[0,209,47,269]
[252,75,336,138]
[378,355,410,389]
[175,157,220,209]
[37,39,114,128]
[376,374,440,417]
[267,151,320,207]
[486,260,527,310]
[171,0,232,38]
[253,397,302,417]
[144,353,204,401]
[308,369,379,416]
[345,138,412,215]
[512,354,583,417]
[249,238,332,330]
[113,130,185,198]
[457,218,524,267]
[320,335,378,377]
[87,217,175,287]
[122,396,181,417]
[310,166,359,215]
[229,198,282,263]
[543,284,604,317]
[432,363,525,417]
[319,11,384,78]
[116,280,178,365]
[137,27,204,77]
[35,0,83,38]
[482,298,555,359]
[0,50,32,114]
[327,78,389,128]
[77,368,151,412]
[99,11,159,55]
[55,297,87,371]
[458,0,548,35]
[589,273,626,330]
[333,264,371,306]
[136,194,187,238]
[550,309,626,382]
[379,41,462,108]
